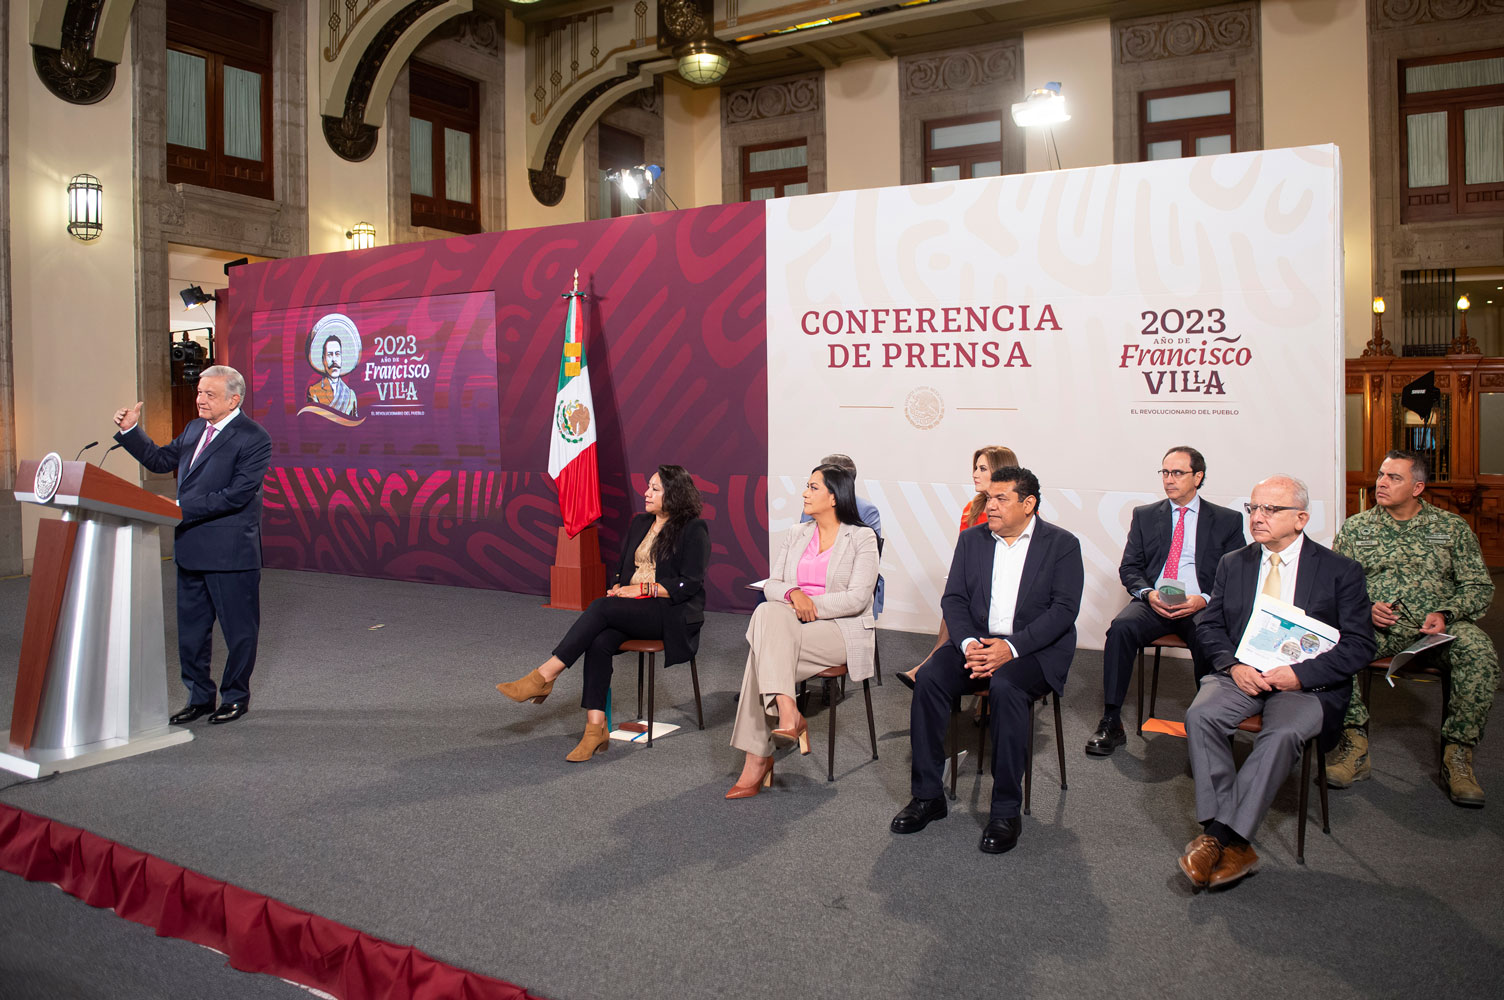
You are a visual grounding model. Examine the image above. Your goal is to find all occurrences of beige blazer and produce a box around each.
[764,521,880,680]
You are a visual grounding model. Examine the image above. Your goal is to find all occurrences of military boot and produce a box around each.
[1442,743,1485,808]
[1324,726,1370,789]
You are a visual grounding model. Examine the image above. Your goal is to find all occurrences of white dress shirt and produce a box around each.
[1256,531,1304,606]
[961,515,1035,657]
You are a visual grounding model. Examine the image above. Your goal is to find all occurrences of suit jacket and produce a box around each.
[1196,537,1376,751]
[116,413,273,572]
[941,518,1084,695]
[802,495,884,615]
[764,521,880,680]
[1119,496,1246,597]
[613,514,710,666]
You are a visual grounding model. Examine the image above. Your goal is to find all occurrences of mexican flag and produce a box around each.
[547,273,602,536]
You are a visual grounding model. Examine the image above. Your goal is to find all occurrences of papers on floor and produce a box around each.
[1235,594,1339,673]
[1384,632,1456,687]
[609,721,681,743]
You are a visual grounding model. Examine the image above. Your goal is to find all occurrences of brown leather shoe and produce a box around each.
[1178,834,1222,888]
[726,756,774,799]
[1208,844,1260,888]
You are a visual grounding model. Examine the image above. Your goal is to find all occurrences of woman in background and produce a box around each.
[496,465,709,762]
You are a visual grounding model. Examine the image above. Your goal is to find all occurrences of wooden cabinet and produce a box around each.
[1346,354,1504,565]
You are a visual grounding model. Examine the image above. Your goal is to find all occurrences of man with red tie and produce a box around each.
[1085,446,1246,756]
[114,366,272,726]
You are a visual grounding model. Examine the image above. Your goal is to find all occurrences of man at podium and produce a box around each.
[113,365,273,725]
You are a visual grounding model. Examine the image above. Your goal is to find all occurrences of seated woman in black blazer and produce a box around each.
[496,464,709,762]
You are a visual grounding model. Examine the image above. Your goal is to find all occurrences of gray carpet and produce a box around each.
[1,566,1501,1000]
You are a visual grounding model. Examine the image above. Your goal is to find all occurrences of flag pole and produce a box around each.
[545,269,607,610]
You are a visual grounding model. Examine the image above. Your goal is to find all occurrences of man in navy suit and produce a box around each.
[114,365,273,725]
[891,466,1084,854]
[1178,474,1373,891]
[1087,446,1246,756]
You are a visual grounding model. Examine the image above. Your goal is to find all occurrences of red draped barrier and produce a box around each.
[0,804,546,1000]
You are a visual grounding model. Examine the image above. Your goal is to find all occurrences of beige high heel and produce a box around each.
[495,668,555,704]
[565,722,610,762]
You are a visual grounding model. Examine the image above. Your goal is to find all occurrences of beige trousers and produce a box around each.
[730,601,849,756]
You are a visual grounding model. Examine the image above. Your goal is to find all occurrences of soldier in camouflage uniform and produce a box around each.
[1330,450,1497,807]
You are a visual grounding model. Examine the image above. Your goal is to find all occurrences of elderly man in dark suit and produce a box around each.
[1179,474,1374,891]
[114,365,273,725]
[1087,446,1246,756]
[891,466,1084,855]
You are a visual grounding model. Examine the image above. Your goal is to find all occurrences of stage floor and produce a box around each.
[3,568,1502,1000]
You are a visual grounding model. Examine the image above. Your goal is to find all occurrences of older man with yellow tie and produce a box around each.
[1178,475,1373,891]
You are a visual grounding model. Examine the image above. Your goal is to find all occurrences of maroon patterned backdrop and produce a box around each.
[222,204,768,611]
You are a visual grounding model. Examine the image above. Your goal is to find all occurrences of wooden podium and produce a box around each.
[1,455,194,777]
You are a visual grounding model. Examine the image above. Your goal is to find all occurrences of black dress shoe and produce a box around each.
[979,816,1021,854]
[897,671,916,691]
[890,797,948,834]
[1084,718,1127,757]
[208,702,249,724]
[169,703,216,725]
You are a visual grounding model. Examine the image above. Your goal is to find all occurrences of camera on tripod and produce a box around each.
[170,327,213,383]
[171,339,208,380]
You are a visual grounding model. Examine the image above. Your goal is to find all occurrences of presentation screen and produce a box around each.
[249,291,500,467]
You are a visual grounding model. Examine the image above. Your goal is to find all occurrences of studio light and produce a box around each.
[1011,83,1071,128]
[346,222,376,249]
[607,164,662,201]
[179,285,215,310]
[677,40,732,85]
[67,173,103,241]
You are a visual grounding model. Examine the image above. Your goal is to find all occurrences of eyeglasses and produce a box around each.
[1388,598,1427,630]
[1244,503,1305,516]
[1158,469,1193,479]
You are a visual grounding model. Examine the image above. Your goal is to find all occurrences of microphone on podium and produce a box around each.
[74,441,99,461]
[98,443,124,469]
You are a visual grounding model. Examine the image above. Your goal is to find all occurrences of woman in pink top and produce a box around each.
[900,444,1019,690]
[726,464,880,798]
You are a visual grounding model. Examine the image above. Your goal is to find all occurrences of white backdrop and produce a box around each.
[765,145,1345,646]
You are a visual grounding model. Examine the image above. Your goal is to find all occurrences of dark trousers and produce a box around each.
[177,566,261,706]
[911,642,1052,820]
[1101,600,1211,710]
[553,596,669,711]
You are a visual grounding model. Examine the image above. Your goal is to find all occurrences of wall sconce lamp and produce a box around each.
[1450,293,1478,355]
[346,222,376,249]
[67,173,103,241]
[1363,295,1392,357]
